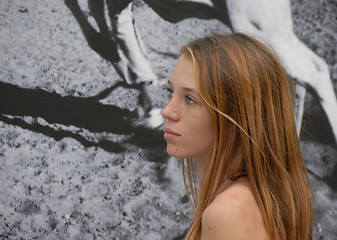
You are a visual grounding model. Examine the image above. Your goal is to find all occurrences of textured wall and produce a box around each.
[0,0,336,239]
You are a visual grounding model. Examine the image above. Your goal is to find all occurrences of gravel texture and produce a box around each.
[0,0,336,239]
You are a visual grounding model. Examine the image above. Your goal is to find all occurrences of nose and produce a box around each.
[161,98,180,122]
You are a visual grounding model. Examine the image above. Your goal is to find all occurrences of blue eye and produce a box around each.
[186,96,195,104]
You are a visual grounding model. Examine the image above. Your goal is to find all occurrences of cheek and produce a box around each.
[200,130,214,152]
[200,117,214,150]
[190,119,214,154]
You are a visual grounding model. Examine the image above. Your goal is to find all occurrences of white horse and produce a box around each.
[226,0,337,142]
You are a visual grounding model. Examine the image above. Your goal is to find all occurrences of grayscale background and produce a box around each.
[0,0,336,239]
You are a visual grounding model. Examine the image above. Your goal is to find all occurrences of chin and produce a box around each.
[167,151,182,159]
[166,147,186,159]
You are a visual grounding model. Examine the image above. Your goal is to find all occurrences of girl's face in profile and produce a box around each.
[162,55,214,161]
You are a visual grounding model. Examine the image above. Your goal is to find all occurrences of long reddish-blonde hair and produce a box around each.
[180,33,313,240]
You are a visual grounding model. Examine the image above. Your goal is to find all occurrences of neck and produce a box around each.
[194,155,209,191]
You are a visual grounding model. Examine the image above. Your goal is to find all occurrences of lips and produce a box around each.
[164,127,180,136]
[164,127,181,140]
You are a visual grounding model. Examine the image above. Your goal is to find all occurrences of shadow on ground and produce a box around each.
[0,81,165,155]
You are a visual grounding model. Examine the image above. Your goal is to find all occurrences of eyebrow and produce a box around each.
[168,79,199,94]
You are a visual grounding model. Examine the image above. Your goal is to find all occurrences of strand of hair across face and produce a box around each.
[203,89,266,161]
[186,48,266,162]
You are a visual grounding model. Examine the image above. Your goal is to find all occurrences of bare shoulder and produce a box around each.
[200,178,270,240]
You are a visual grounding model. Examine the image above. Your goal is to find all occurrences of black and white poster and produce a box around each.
[1,0,336,239]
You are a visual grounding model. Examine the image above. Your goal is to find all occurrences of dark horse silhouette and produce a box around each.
[0,82,165,155]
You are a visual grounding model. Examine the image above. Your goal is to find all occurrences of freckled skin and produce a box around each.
[162,55,214,160]
[201,177,270,239]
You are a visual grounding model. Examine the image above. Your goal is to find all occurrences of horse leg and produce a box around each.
[294,83,307,137]
[88,0,110,38]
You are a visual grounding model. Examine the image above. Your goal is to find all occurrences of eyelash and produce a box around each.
[186,96,195,104]
[166,88,195,104]
[167,88,173,98]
